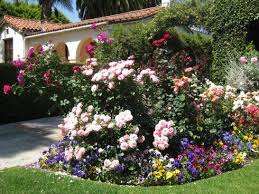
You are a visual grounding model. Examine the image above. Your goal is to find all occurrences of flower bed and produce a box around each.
[3,27,259,186]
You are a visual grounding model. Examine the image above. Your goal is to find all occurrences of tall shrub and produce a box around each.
[206,0,259,83]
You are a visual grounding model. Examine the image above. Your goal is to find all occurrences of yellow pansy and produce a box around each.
[174,169,181,175]
[244,136,249,141]
[153,171,163,179]
[248,134,254,141]
[166,171,174,180]
[219,141,224,146]
[50,148,57,156]
[234,152,245,164]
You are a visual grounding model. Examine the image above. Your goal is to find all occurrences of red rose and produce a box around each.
[163,33,171,40]
[194,64,202,71]
[152,40,159,47]
[3,84,12,95]
[44,70,52,85]
[73,66,81,73]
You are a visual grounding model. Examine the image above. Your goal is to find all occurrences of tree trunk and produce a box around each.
[40,0,54,22]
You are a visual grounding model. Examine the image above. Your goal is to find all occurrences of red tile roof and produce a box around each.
[0,6,161,35]
[1,15,64,32]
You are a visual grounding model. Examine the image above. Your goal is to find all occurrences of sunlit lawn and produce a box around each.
[0,159,259,194]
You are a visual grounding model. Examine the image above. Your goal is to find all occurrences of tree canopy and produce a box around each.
[76,0,161,20]
[0,1,69,23]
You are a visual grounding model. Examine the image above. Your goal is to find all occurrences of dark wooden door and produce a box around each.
[4,38,13,64]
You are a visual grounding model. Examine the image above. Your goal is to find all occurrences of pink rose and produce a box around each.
[251,57,258,63]
[120,142,129,151]
[90,23,97,29]
[17,70,25,85]
[239,57,248,63]
[184,67,193,73]
[128,140,137,148]
[27,64,35,71]
[85,44,95,56]
[13,58,24,69]
[3,84,12,95]
[26,47,35,59]
[64,147,73,161]
[74,147,86,160]
[77,129,85,137]
[97,32,109,42]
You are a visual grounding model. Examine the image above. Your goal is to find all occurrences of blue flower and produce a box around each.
[246,142,252,151]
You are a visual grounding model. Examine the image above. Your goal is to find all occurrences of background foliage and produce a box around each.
[206,0,259,83]
[0,1,69,23]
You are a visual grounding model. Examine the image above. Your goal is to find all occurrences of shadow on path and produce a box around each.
[0,117,62,168]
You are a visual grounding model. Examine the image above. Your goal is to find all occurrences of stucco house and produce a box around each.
[0,5,166,64]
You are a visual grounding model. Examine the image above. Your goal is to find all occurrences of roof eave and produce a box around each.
[25,21,108,39]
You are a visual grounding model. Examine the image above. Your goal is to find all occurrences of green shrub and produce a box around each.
[206,0,259,83]
[95,23,153,66]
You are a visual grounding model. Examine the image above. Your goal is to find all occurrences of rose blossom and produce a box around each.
[90,23,97,29]
[13,58,24,69]
[91,84,98,93]
[74,146,86,160]
[17,70,25,85]
[64,147,73,161]
[251,57,258,63]
[3,84,12,94]
[26,47,35,59]
[184,67,193,73]
[239,57,248,63]
[97,32,109,42]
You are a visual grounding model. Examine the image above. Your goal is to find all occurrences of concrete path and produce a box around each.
[0,117,62,169]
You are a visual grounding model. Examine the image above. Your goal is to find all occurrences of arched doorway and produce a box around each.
[76,38,93,64]
[54,42,69,63]
[246,20,259,51]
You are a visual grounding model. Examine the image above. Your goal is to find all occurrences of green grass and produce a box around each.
[0,160,259,194]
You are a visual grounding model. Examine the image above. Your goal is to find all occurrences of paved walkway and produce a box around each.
[0,117,62,169]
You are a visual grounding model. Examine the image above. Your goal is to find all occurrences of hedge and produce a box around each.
[206,0,259,83]
[0,63,55,124]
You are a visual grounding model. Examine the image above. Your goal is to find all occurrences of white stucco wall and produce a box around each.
[25,27,102,63]
[0,25,25,63]
[25,19,152,63]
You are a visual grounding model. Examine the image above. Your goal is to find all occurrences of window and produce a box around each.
[4,38,13,64]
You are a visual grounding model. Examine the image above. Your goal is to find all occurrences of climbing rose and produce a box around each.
[3,84,12,94]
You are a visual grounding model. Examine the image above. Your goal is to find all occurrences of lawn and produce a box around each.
[0,159,258,194]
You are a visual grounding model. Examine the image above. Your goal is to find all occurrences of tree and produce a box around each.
[0,1,69,23]
[38,0,73,21]
[76,0,161,20]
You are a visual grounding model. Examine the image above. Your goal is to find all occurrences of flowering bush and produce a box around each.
[4,28,258,186]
